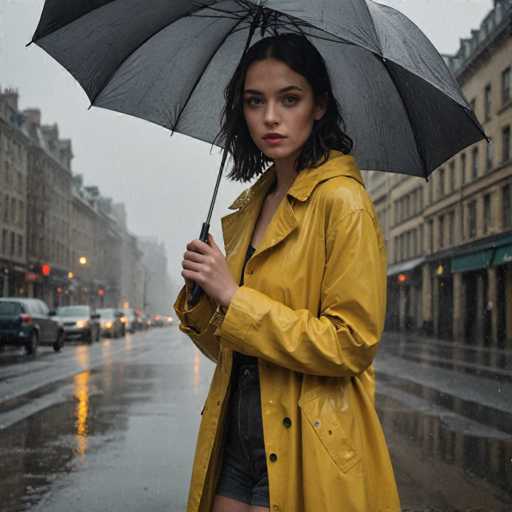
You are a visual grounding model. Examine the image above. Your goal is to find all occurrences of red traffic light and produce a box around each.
[41,263,51,276]
[98,288,105,297]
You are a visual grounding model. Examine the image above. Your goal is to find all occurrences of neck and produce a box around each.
[271,152,299,197]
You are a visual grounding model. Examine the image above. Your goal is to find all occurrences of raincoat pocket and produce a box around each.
[299,391,360,474]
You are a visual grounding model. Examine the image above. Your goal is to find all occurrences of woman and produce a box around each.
[174,33,400,512]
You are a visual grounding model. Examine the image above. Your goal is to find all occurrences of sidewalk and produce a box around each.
[375,330,512,435]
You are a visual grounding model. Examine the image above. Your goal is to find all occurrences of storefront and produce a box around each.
[387,256,425,333]
[492,242,512,349]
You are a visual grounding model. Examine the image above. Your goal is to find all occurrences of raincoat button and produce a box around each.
[272,506,280,511]
[269,453,278,462]
[282,417,292,428]
[314,420,321,428]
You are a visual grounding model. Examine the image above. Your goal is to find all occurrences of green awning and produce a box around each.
[451,249,494,273]
[493,244,512,266]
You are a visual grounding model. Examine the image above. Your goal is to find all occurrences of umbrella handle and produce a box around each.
[188,222,210,307]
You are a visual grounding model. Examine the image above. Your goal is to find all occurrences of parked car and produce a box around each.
[141,314,152,330]
[120,308,139,333]
[0,298,64,355]
[151,314,165,327]
[97,308,125,338]
[55,305,101,343]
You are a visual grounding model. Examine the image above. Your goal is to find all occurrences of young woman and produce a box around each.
[174,33,400,512]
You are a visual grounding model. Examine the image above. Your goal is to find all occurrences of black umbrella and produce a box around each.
[30,0,487,305]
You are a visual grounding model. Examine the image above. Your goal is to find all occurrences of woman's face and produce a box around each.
[243,58,326,163]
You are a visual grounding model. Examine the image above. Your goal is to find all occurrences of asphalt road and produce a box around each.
[0,327,510,511]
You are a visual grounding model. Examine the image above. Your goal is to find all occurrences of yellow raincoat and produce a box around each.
[174,149,401,512]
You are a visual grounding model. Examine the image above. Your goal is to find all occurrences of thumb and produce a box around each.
[208,233,220,250]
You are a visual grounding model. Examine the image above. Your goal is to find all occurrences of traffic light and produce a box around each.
[41,263,51,277]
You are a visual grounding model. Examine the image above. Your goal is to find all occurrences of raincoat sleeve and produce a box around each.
[173,285,220,363]
[216,209,387,377]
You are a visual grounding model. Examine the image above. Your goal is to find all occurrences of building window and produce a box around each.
[419,224,424,253]
[483,193,491,234]
[428,178,434,203]
[484,83,492,121]
[472,146,479,179]
[448,211,455,246]
[470,97,477,117]
[468,200,477,238]
[502,66,511,105]
[3,194,8,222]
[428,219,434,252]
[413,229,417,256]
[486,138,493,172]
[10,231,15,257]
[438,168,445,197]
[461,152,466,185]
[503,185,512,228]
[439,214,444,249]
[503,125,511,163]
[17,235,22,257]
[449,161,455,192]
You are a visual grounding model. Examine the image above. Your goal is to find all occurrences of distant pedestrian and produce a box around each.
[175,33,400,512]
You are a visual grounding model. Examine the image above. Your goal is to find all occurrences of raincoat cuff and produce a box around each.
[215,286,256,346]
[173,285,214,334]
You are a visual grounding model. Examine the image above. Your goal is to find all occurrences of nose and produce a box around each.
[263,100,279,127]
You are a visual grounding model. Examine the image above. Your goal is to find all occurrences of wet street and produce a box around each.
[0,327,511,512]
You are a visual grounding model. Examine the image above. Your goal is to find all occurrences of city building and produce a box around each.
[23,108,74,307]
[363,0,512,348]
[138,236,172,316]
[0,88,29,297]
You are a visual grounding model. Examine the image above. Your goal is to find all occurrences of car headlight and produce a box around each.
[76,320,89,329]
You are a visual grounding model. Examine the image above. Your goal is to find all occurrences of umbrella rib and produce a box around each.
[170,13,250,134]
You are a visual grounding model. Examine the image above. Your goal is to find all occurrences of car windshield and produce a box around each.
[56,306,89,317]
[0,302,22,315]
[97,309,114,318]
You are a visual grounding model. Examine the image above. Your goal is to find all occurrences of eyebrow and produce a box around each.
[243,85,303,95]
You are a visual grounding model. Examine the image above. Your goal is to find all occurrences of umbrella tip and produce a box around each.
[25,40,34,48]
[87,103,93,111]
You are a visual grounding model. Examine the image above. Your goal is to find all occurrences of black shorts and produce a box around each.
[216,363,270,508]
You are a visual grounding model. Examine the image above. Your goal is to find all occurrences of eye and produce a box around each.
[245,96,262,107]
[283,95,299,105]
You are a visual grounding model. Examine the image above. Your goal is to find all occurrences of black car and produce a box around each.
[0,298,64,355]
[55,305,101,343]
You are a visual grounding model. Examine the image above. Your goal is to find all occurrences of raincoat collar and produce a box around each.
[227,149,364,211]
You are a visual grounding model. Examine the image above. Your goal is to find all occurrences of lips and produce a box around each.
[263,134,286,140]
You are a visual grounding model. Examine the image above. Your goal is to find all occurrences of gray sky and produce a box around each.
[0,0,494,291]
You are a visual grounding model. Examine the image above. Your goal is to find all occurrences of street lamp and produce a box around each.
[79,256,88,266]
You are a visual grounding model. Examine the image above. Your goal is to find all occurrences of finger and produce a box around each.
[207,233,219,249]
[187,239,211,254]
[182,269,204,284]
[182,259,203,272]
[184,250,207,263]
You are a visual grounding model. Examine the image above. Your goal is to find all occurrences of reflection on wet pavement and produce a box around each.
[1,328,511,511]
[0,331,214,512]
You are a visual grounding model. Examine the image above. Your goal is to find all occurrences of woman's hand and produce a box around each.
[181,233,239,308]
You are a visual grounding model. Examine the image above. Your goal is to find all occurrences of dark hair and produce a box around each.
[213,32,353,183]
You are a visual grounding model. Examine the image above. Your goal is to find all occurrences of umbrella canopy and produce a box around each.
[31,0,487,178]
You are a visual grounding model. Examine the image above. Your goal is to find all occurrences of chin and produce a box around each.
[262,145,298,161]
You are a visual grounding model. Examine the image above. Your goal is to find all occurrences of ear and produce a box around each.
[314,93,328,121]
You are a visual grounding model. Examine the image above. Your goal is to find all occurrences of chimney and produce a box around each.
[1,87,19,111]
[23,108,42,127]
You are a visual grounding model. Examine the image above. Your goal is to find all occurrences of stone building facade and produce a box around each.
[364,0,512,349]
[0,88,150,311]
[0,88,29,297]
